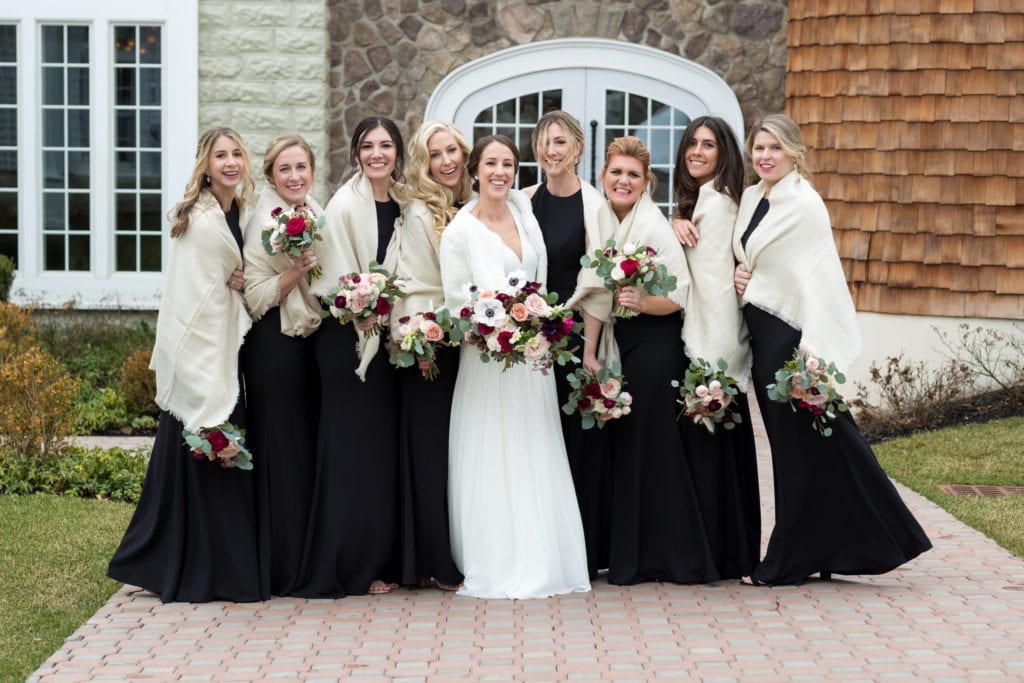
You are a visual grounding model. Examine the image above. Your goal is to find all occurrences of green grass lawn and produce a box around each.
[874,415,1024,558]
[0,494,133,681]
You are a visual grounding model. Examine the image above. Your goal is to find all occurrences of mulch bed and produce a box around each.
[859,388,1024,444]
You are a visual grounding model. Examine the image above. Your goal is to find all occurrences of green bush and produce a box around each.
[73,386,132,435]
[119,348,158,416]
[0,444,149,503]
[0,254,14,302]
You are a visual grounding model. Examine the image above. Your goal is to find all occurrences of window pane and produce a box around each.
[139,109,160,148]
[673,108,689,127]
[68,67,88,105]
[116,110,136,147]
[44,234,65,269]
[650,99,669,124]
[652,169,669,203]
[68,192,89,229]
[116,151,136,189]
[496,126,515,141]
[140,234,161,270]
[42,109,63,147]
[116,234,136,270]
[0,150,15,186]
[116,192,136,229]
[67,26,89,64]
[140,26,161,64]
[542,90,561,116]
[43,151,65,188]
[67,150,89,188]
[43,192,64,228]
[605,91,625,125]
[628,94,648,126]
[518,129,533,163]
[42,66,64,105]
[0,109,15,146]
[496,99,515,124]
[0,66,17,105]
[0,234,15,261]
[519,166,538,188]
[114,26,135,64]
[140,151,160,189]
[42,26,63,63]
[68,234,89,270]
[115,67,135,106]
[0,192,16,229]
[67,108,89,147]
[474,108,492,124]
[0,26,15,62]
[139,67,160,106]
[140,193,161,230]
[520,93,539,124]
[650,128,670,165]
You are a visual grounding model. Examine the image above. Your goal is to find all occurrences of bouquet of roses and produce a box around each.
[262,204,324,278]
[562,362,633,429]
[324,262,406,337]
[581,239,677,318]
[388,307,459,380]
[766,347,849,437]
[183,422,253,470]
[671,357,743,433]
[455,270,580,373]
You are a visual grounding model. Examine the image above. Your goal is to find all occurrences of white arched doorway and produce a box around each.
[426,38,743,215]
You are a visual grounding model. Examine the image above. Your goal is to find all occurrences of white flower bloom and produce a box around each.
[473,298,507,327]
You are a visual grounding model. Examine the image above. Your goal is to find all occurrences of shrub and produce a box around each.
[937,323,1024,405]
[0,347,80,461]
[0,254,13,302]
[73,386,131,435]
[0,444,149,503]
[119,348,158,416]
[0,301,39,366]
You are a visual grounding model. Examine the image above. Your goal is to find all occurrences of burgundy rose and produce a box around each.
[522,281,540,295]
[206,429,229,453]
[497,330,515,353]
[460,307,472,318]
[374,298,392,316]
[424,311,436,321]
[285,216,306,236]
[577,397,593,410]
[399,315,411,324]
[271,206,283,217]
[541,319,564,342]
[477,323,494,336]
[707,399,722,412]
[620,258,640,277]
[646,246,657,256]
[496,292,511,304]
[192,449,205,461]
[584,382,603,399]
[352,274,361,283]
[334,295,347,308]
[603,398,616,409]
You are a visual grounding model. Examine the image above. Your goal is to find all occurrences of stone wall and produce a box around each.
[198,0,331,201]
[327,0,788,190]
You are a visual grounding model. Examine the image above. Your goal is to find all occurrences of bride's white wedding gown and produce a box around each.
[440,193,591,599]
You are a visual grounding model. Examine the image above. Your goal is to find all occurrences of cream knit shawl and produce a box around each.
[732,169,862,371]
[311,172,403,380]
[151,189,252,432]
[562,181,616,323]
[390,199,445,330]
[439,189,548,310]
[682,182,751,389]
[242,185,324,337]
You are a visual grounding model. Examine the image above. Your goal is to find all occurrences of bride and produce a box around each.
[439,134,591,599]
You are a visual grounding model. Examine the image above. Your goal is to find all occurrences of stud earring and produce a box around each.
[204,174,210,185]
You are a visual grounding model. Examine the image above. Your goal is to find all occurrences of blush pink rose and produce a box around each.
[423,321,445,342]
[510,302,530,322]
[600,378,621,398]
[523,293,551,317]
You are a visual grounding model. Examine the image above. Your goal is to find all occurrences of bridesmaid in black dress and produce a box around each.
[733,114,931,585]
[241,135,323,596]
[295,117,405,597]
[600,136,718,585]
[393,121,472,591]
[522,111,615,578]
[108,127,267,602]
[670,117,761,580]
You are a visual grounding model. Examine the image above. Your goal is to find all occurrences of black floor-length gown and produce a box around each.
[679,386,761,580]
[741,197,931,585]
[397,343,463,587]
[241,307,319,596]
[293,199,401,598]
[532,184,612,577]
[109,201,266,603]
[607,313,718,585]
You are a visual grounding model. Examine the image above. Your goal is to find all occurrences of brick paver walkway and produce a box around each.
[31,417,1024,681]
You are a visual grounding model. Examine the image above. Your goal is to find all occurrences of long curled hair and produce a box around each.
[262,134,316,183]
[169,127,254,238]
[602,135,657,194]
[672,116,744,220]
[467,134,520,193]
[745,113,811,180]
[406,121,471,239]
[348,116,405,184]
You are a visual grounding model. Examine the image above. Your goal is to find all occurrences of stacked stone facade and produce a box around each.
[198,0,330,201]
[328,0,789,190]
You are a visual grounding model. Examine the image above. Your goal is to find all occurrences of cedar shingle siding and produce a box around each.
[786,0,1024,319]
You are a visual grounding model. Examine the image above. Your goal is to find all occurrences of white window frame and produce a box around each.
[8,0,197,308]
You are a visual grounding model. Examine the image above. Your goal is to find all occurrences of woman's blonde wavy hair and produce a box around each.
[406,121,472,240]
[169,127,255,238]
[745,113,812,180]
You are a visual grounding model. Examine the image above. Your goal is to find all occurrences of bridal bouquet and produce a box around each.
[324,262,406,337]
[262,204,324,278]
[183,422,253,470]
[671,357,743,433]
[388,307,458,380]
[456,270,579,373]
[766,347,849,437]
[562,363,632,429]
[581,239,677,317]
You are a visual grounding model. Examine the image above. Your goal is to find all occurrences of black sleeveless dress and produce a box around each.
[741,198,932,585]
[531,184,612,578]
[108,200,267,603]
[294,199,401,597]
